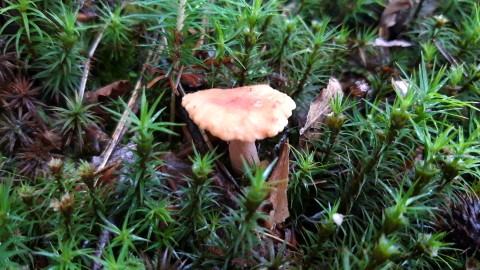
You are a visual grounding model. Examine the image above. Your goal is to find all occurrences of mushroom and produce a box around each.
[181,84,296,174]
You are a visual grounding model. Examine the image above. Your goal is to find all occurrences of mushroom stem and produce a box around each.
[229,140,260,174]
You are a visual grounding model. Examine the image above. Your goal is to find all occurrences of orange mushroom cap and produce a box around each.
[181,85,296,142]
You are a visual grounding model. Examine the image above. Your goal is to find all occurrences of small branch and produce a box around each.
[95,34,160,183]
[79,2,129,101]
[261,231,299,251]
[96,63,146,173]
[433,39,467,75]
[91,216,116,270]
[79,26,106,101]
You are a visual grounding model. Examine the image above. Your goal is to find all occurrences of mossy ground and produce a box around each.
[0,0,480,269]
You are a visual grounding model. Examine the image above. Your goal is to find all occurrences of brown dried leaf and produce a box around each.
[77,11,96,22]
[300,78,343,135]
[92,142,137,186]
[180,72,205,88]
[379,0,413,39]
[84,80,132,104]
[349,80,371,98]
[97,164,120,186]
[266,140,290,229]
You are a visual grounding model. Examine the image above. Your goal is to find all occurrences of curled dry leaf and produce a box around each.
[266,140,290,229]
[97,163,121,186]
[300,77,343,136]
[349,80,371,98]
[179,72,205,88]
[84,80,132,104]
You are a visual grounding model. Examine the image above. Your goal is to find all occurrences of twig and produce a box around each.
[95,34,160,183]
[91,216,116,270]
[433,39,467,75]
[79,26,106,101]
[96,62,146,174]
[91,68,151,268]
[78,2,129,101]
[261,231,299,251]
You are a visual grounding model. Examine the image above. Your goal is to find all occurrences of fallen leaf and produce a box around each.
[368,38,413,47]
[266,140,290,229]
[379,0,414,39]
[392,79,410,97]
[196,56,234,68]
[207,247,224,256]
[146,64,206,89]
[92,160,121,186]
[349,80,371,97]
[84,80,132,104]
[299,77,343,136]
[77,11,96,22]
[180,72,205,88]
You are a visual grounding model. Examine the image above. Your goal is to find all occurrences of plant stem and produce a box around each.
[340,146,383,213]
[238,33,254,86]
[295,43,320,98]
[321,129,340,163]
[340,122,399,213]
[275,30,291,71]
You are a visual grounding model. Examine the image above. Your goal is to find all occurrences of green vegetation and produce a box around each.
[0,0,479,268]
